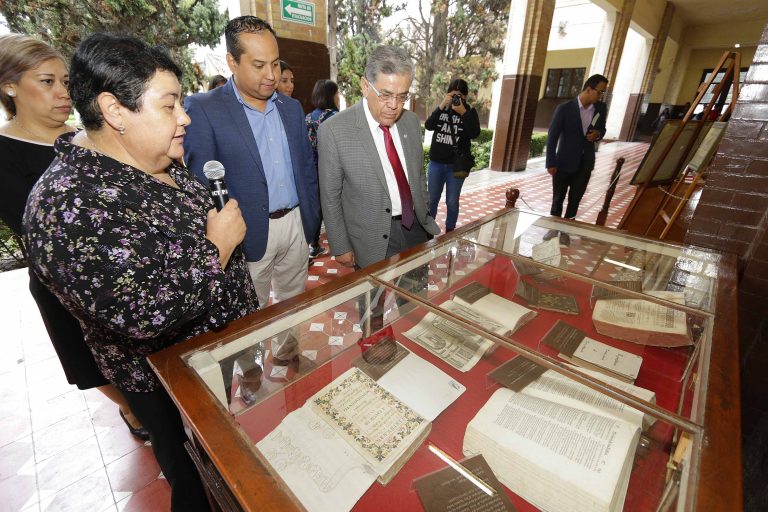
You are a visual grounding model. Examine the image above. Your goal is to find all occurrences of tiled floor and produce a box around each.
[0,142,647,511]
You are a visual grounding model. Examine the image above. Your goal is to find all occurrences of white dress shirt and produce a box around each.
[362,100,410,216]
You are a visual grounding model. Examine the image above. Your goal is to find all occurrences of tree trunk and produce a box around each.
[328,0,339,81]
[420,0,448,101]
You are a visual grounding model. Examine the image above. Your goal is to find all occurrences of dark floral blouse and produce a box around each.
[23,134,259,392]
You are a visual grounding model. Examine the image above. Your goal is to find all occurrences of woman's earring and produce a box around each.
[6,90,15,97]
[118,126,126,135]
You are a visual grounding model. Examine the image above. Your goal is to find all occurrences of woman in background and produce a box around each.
[208,74,227,91]
[0,33,147,440]
[425,78,480,232]
[276,60,295,97]
[24,33,258,511]
[305,79,339,259]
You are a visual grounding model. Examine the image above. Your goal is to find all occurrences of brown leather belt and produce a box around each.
[268,205,297,219]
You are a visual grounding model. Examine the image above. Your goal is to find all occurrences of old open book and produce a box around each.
[464,367,650,512]
[404,283,536,372]
[257,360,453,512]
[592,290,692,347]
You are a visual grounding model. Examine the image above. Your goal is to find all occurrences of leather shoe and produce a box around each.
[120,410,150,441]
[309,246,326,259]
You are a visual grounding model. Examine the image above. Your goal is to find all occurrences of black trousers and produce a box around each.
[550,155,593,219]
[122,387,211,512]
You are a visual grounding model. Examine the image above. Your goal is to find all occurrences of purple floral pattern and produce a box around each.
[23,134,258,392]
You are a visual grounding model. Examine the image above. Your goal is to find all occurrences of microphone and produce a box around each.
[203,160,229,211]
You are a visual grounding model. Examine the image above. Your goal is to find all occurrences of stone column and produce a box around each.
[602,0,635,108]
[623,1,675,141]
[490,0,555,172]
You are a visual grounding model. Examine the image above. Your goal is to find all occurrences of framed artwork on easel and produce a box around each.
[687,122,728,172]
[630,120,716,185]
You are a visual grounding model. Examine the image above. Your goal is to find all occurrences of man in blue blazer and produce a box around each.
[545,74,609,220]
[184,16,320,307]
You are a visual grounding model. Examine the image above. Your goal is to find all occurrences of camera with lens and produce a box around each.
[451,94,462,107]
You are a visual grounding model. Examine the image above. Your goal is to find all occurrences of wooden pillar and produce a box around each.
[490,0,555,172]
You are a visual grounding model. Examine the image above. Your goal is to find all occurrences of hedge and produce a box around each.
[423,128,547,171]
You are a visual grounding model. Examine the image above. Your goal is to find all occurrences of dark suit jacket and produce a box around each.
[183,80,321,262]
[545,98,607,174]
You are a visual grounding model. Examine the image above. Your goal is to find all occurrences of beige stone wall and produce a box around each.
[675,46,756,104]
[648,37,678,103]
[537,48,595,99]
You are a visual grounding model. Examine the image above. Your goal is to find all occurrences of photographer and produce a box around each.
[425,79,480,232]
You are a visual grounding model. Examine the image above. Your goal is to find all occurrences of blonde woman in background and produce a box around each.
[0,33,148,440]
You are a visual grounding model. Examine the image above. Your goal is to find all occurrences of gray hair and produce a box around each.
[364,45,414,83]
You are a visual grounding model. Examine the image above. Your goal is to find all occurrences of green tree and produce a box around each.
[0,0,228,92]
[395,0,509,114]
[328,0,401,103]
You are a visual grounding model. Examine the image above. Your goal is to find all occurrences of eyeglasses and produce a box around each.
[593,87,607,97]
[366,79,411,105]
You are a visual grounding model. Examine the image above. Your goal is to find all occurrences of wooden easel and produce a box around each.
[619,51,741,239]
[645,165,703,239]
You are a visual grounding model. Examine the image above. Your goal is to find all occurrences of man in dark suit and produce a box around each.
[546,74,609,221]
[184,16,320,307]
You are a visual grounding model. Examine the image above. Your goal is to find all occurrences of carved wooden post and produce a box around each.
[596,157,625,226]
[506,188,520,208]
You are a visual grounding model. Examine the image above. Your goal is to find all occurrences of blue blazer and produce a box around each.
[545,98,607,174]
[184,80,321,262]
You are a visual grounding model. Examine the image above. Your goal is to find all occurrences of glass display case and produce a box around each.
[149,208,740,512]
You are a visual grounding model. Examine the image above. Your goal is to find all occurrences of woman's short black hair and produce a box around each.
[311,79,338,110]
[69,33,182,130]
[447,78,469,96]
[208,74,227,90]
[279,60,293,73]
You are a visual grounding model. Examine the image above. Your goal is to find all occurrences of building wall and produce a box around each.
[665,19,765,104]
[547,0,604,51]
[534,48,595,130]
[648,37,679,104]
[684,21,768,459]
[675,46,757,105]
[248,0,327,44]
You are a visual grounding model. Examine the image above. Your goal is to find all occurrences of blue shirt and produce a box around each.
[232,82,299,211]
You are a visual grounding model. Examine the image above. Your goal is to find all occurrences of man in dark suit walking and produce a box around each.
[546,74,609,221]
[184,16,320,307]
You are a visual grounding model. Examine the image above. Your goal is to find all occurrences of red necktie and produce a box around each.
[379,125,414,229]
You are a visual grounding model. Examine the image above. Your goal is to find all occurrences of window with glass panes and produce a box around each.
[543,68,586,99]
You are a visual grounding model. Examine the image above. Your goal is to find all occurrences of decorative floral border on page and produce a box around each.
[312,368,425,462]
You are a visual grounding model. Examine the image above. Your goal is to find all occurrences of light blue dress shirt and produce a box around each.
[232,82,299,211]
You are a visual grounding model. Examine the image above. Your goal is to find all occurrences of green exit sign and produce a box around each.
[281,0,315,26]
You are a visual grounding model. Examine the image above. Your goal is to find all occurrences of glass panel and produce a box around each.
[195,291,702,512]
[558,68,572,97]
[545,69,559,98]
[375,235,711,425]
[458,210,720,313]
[178,220,715,511]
